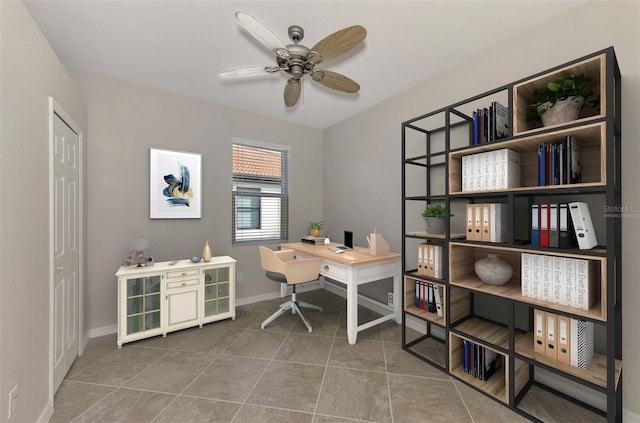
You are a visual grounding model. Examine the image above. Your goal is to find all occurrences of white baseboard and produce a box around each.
[625,408,640,423]
[36,399,53,423]
[235,280,322,306]
[88,324,117,338]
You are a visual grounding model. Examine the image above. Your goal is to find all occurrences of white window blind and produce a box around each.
[232,143,289,244]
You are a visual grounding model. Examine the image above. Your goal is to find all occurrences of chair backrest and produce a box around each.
[258,246,322,285]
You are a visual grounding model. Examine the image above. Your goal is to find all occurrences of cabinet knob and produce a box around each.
[181,272,186,276]
[57,266,64,272]
[182,282,186,286]
[324,265,329,270]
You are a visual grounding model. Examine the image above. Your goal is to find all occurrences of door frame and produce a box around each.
[48,97,84,400]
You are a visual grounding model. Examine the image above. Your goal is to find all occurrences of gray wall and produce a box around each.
[71,72,323,332]
[0,2,88,421]
[322,0,640,417]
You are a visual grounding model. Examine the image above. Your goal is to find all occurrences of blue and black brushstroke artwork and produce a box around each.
[162,164,193,207]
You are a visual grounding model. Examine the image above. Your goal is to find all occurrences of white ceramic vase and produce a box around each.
[474,253,513,286]
[538,96,584,127]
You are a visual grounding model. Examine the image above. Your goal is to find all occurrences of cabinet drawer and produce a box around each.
[166,278,200,290]
[166,268,200,280]
[321,261,348,281]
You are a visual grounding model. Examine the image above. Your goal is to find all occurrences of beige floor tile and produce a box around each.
[274,333,334,365]
[316,367,392,422]
[215,308,263,329]
[455,381,530,423]
[125,350,217,393]
[173,324,242,354]
[182,354,269,401]
[519,385,606,423]
[247,361,326,412]
[49,381,116,423]
[292,311,341,336]
[388,373,471,423]
[312,415,369,423]
[233,404,313,423]
[224,329,288,359]
[69,346,168,386]
[253,307,300,332]
[329,337,386,372]
[73,388,175,422]
[384,341,450,379]
[153,396,240,423]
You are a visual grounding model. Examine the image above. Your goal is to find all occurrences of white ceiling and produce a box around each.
[24,1,583,129]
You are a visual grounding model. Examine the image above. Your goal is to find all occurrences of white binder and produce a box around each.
[569,202,598,249]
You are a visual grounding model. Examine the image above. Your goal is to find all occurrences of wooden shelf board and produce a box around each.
[449,182,605,196]
[406,231,466,239]
[449,241,608,261]
[516,332,622,389]
[450,277,604,322]
[404,306,445,325]
[453,317,511,350]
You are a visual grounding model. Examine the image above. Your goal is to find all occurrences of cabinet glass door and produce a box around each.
[203,267,230,317]
[126,275,161,334]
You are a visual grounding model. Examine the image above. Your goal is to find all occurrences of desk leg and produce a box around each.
[346,282,358,345]
[393,271,401,324]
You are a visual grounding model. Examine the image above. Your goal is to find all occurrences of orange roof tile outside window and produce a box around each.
[232,144,281,178]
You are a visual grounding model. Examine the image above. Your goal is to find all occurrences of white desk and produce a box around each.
[280,242,401,345]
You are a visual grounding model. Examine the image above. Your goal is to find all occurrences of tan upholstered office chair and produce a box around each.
[259,246,323,333]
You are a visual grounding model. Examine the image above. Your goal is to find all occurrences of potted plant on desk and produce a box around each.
[309,221,324,237]
[421,204,452,235]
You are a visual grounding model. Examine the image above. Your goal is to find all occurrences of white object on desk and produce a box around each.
[366,232,390,256]
[115,256,236,347]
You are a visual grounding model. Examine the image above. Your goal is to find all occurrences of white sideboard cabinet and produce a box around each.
[115,256,236,347]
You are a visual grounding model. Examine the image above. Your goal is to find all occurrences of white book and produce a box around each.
[521,253,531,298]
[489,150,499,190]
[469,154,477,192]
[482,151,491,191]
[541,255,553,302]
[575,259,592,311]
[563,257,577,307]
[551,256,564,304]
[531,254,542,300]
[495,149,521,190]
[462,155,469,192]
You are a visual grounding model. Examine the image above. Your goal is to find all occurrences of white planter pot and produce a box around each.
[538,96,584,127]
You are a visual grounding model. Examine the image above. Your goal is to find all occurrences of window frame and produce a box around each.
[231,139,289,245]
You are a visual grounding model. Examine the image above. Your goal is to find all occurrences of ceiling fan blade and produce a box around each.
[235,12,290,59]
[310,25,366,63]
[219,66,279,79]
[311,69,360,93]
[284,78,301,107]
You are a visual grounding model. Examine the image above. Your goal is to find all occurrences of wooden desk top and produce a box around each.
[280,242,400,266]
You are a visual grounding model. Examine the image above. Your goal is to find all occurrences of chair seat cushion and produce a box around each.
[266,271,288,283]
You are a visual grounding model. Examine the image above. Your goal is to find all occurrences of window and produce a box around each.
[232,142,289,244]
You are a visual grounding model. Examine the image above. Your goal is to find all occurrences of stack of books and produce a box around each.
[538,135,582,186]
[462,340,502,381]
[472,101,509,145]
[301,236,326,245]
[461,148,521,192]
[521,253,596,311]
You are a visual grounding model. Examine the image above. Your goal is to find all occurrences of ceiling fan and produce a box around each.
[219,12,367,107]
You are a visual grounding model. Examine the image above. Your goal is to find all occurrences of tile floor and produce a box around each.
[51,289,604,422]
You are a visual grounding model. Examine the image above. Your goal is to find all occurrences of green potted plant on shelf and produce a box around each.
[421,204,452,235]
[527,73,599,127]
[309,221,324,237]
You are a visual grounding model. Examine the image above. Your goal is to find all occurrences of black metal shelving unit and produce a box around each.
[401,48,621,422]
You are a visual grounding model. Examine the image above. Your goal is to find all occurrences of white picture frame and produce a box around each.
[150,148,202,219]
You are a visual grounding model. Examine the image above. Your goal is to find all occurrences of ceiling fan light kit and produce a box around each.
[219,12,366,107]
